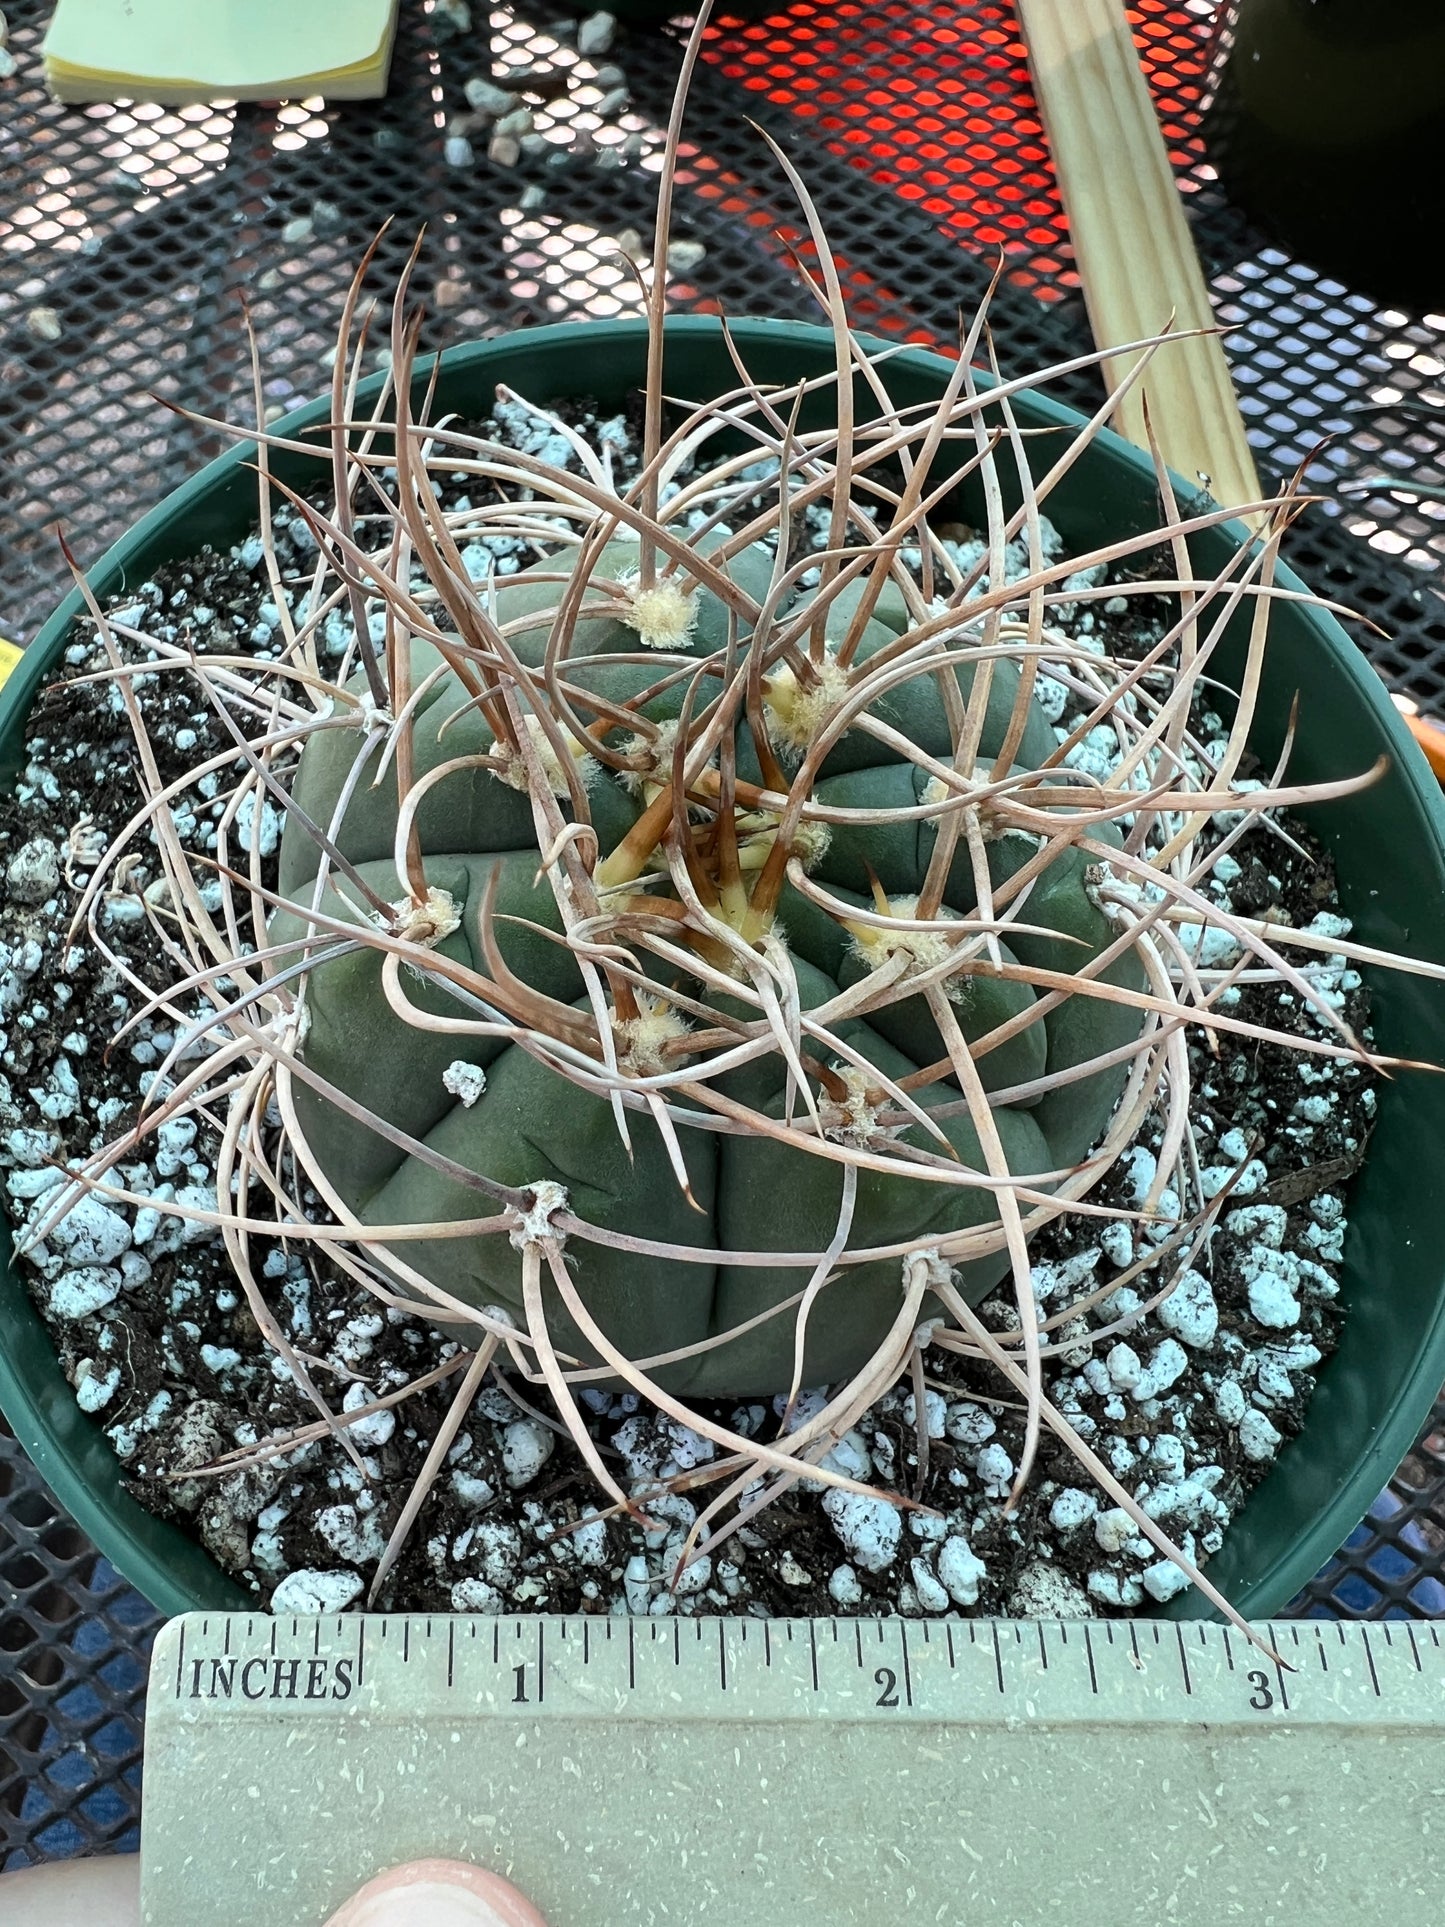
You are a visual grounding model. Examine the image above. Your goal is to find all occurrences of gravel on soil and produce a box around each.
[0,391,1377,1621]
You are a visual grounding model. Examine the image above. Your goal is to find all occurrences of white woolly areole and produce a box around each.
[617,719,685,797]
[847,894,971,999]
[763,655,852,752]
[260,1003,311,1050]
[908,1247,958,1294]
[788,816,833,870]
[614,992,691,1076]
[442,1060,487,1107]
[615,571,698,650]
[827,1064,885,1145]
[387,886,461,947]
[497,715,597,797]
[508,1179,570,1251]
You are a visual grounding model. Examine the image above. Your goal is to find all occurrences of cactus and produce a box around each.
[273,526,1146,1396]
[44,8,1424,1629]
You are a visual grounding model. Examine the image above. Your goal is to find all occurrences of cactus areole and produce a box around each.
[277,525,1146,1397]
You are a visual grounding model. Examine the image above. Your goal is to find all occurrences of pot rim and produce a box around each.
[3,313,1442,1621]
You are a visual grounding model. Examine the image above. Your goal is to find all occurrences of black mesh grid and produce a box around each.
[1,0,1442,1869]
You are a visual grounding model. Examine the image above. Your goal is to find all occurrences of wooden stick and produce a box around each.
[1016,0,1263,517]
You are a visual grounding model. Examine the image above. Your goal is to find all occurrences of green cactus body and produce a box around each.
[275,538,1143,1396]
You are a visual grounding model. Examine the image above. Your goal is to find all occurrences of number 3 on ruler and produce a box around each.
[1246,1669,1275,1711]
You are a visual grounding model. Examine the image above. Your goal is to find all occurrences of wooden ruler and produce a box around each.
[140,1612,1445,1926]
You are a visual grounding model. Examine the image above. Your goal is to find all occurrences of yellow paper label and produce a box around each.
[44,0,398,95]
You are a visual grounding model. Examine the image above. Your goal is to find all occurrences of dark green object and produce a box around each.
[2,318,1443,1617]
[276,535,1131,1397]
[1205,0,1445,314]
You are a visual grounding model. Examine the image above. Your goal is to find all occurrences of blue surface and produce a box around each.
[17,1562,151,1861]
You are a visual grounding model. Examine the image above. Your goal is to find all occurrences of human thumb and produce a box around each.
[323,1859,552,1926]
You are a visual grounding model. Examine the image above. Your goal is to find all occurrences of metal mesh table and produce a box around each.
[2,0,1443,1870]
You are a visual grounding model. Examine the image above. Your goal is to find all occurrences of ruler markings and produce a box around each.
[145,1615,1445,1729]
[140,1614,1445,1927]
[1270,1626,1291,1711]
[1362,1625,1382,1697]
[141,1604,1445,1784]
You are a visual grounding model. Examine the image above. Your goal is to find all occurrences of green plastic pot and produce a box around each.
[3,317,1443,1620]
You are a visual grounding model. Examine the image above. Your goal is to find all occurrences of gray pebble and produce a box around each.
[464,77,514,115]
[578,11,615,56]
[6,838,59,905]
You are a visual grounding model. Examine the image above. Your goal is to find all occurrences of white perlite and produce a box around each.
[1009,1561,1093,1619]
[822,1491,901,1573]
[44,1194,131,1266]
[48,1267,123,1319]
[936,1536,986,1606]
[502,1418,554,1488]
[828,1563,863,1606]
[1237,1410,1282,1463]
[5,838,60,904]
[270,1568,364,1614]
[341,1380,395,1448]
[1157,1268,1219,1349]
[442,1060,487,1106]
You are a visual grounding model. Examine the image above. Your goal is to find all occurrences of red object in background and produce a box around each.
[699,0,1214,303]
